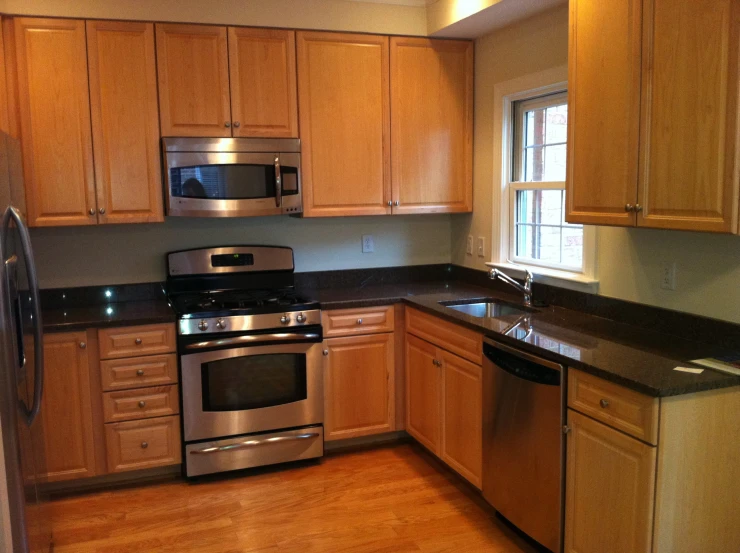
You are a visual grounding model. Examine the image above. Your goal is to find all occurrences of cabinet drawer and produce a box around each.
[405,307,482,365]
[568,370,659,445]
[105,416,181,473]
[101,354,178,392]
[98,323,176,359]
[322,306,394,337]
[103,385,180,423]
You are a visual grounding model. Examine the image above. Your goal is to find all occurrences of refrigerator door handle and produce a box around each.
[3,206,44,426]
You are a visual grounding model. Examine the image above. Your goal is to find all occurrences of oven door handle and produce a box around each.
[184,332,321,350]
[189,432,320,455]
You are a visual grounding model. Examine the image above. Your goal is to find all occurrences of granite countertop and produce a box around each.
[299,281,740,397]
[39,299,176,332]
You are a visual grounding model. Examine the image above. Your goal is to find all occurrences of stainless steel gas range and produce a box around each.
[166,246,323,478]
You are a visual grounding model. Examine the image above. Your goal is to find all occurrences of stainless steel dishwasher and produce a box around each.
[482,336,565,553]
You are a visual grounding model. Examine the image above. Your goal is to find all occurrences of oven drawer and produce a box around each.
[105,416,181,473]
[322,306,394,337]
[185,426,324,477]
[103,385,180,423]
[98,323,176,360]
[101,354,178,392]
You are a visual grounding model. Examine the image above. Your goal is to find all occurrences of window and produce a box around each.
[508,92,585,273]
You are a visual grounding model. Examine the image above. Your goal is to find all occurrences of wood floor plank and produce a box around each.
[48,444,538,552]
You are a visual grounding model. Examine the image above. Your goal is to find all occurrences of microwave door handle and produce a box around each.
[274,156,282,208]
[3,207,44,426]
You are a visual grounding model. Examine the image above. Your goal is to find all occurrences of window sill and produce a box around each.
[485,262,599,294]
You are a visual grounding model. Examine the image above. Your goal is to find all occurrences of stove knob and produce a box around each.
[198,320,209,331]
[296,313,306,324]
[216,318,226,330]
[280,314,291,325]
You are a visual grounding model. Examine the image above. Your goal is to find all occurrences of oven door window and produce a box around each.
[170,164,276,200]
[201,353,307,412]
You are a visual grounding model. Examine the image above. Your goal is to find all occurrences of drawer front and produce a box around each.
[105,416,181,473]
[98,323,176,360]
[322,306,394,337]
[103,385,180,423]
[406,307,482,365]
[568,370,659,445]
[101,354,178,392]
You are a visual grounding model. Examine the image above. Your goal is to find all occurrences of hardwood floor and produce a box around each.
[49,443,540,552]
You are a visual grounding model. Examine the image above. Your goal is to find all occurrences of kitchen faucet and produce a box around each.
[488,267,533,307]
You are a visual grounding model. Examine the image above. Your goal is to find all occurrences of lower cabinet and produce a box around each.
[323,332,394,441]
[564,409,656,553]
[105,416,181,473]
[38,332,97,482]
[405,326,482,489]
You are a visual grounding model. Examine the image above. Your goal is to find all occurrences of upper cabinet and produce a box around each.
[297,32,391,217]
[229,27,298,138]
[6,17,164,227]
[390,37,473,214]
[297,32,473,217]
[10,18,96,227]
[156,24,298,139]
[567,0,740,233]
[87,20,163,224]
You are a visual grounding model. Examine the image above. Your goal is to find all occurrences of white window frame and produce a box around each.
[488,66,598,292]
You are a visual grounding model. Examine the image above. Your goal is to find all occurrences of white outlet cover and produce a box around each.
[660,261,676,290]
[362,235,374,253]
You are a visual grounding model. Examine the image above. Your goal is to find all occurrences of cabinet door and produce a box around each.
[390,38,473,214]
[637,0,740,233]
[566,0,642,226]
[228,28,298,138]
[440,349,482,488]
[155,24,231,137]
[87,21,164,224]
[405,334,441,454]
[324,334,394,441]
[297,32,391,217]
[13,18,96,227]
[38,333,96,482]
[564,409,656,553]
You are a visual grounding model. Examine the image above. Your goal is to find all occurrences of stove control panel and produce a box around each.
[179,309,322,336]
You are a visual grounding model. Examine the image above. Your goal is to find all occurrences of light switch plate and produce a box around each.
[477,236,485,257]
[466,235,474,255]
[362,235,374,253]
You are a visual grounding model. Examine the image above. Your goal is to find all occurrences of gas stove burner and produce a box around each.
[175,289,311,315]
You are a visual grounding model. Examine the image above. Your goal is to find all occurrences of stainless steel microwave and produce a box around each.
[163,137,301,218]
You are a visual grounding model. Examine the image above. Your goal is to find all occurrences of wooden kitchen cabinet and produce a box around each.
[228,27,298,138]
[0,17,9,134]
[564,409,655,553]
[323,333,394,441]
[567,0,740,233]
[440,349,482,488]
[87,20,164,224]
[10,18,96,227]
[390,37,473,214]
[297,31,391,217]
[155,23,231,137]
[38,332,97,482]
[405,333,441,454]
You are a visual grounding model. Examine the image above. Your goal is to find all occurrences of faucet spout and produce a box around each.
[488,267,533,307]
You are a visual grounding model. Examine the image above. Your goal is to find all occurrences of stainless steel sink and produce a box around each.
[439,299,531,319]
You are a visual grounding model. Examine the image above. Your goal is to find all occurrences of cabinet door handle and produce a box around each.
[99,207,106,215]
[224,121,231,128]
[635,204,643,213]
[563,425,571,434]
[625,204,634,212]
[323,349,329,356]
[88,208,96,216]
[79,342,86,349]
[233,121,240,128]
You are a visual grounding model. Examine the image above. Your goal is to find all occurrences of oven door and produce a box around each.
[165,151,301,217]
[180,332,322,442]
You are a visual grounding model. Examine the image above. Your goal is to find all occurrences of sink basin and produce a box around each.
[439,299,531,319]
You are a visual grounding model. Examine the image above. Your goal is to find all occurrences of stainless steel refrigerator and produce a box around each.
[0,131,52,553]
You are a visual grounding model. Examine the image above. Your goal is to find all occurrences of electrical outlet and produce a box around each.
[362,235,374,253]
[477,236,485,257]
[466,235,474,255]
[660,261,676,290]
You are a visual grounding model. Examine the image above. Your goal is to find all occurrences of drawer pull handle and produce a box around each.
[356,318,363,325]
[141,441,148,449]
[135,338,142,345]
[79,342,86,349]
[599,399,610,408]
[190,432,320,455]
[138,400,146,408]
[136,369,145,376]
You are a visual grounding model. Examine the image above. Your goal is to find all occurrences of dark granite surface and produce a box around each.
[298,281,740,398]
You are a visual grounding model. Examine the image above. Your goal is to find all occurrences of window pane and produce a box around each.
[518,96,568,182]
[539,190,563,224]
[542,144,567,182]
[545,104,568,144]
[562,226,584,268]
